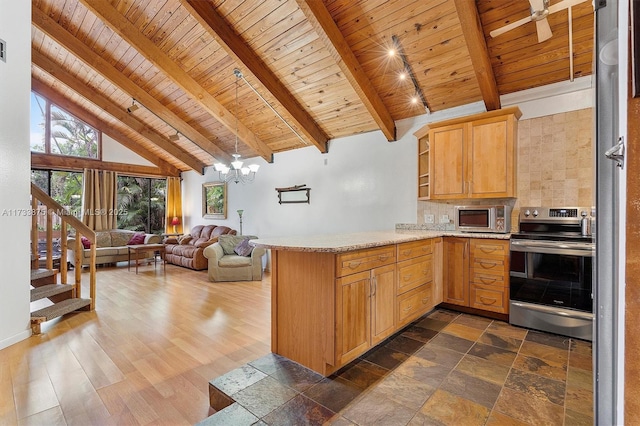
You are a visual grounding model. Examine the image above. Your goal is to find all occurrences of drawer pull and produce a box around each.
[479,246,498,253]
[421,297,430,304]
[478,276,497,284]
[402,250,412,256]
[347,261,362,269]
[378,255,390,262]
[479,296,497,305]
[403,305,412,312]
[478,261,497,269]
[403,274,412,281]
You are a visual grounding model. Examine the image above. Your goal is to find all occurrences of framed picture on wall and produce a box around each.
[203,182,227,219]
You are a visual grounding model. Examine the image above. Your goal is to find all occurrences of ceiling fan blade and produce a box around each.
[535,18,553,42]
[490,15,533,38]
[548,0,590,14]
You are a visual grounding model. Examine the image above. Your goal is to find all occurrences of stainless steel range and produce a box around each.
[509,207,595,341]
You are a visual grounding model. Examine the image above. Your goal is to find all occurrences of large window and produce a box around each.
[30,92,100,159]
[118,176,166,234]
[31,170,83,218]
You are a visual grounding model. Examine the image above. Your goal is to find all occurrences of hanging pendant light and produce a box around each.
[213,69,259,184]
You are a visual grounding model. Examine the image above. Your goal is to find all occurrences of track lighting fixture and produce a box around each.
[391,35,430,114]
[126,99,139,113]
[169,132,180,142]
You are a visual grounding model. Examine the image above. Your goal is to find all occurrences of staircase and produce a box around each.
[30,268,91,334]
[30,183,97,334]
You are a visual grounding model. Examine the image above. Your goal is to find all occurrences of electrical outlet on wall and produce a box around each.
[424,213,434,224]
[440,214,450,224]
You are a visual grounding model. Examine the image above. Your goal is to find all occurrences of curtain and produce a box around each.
[82,169,118,231]
[165,176,183,234]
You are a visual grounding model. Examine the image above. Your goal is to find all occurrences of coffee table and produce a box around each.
[128,243,166,274]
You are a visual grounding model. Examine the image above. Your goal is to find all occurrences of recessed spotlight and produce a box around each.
[411,97,419,104]
[388,48,396,57]
[399,72,407,81]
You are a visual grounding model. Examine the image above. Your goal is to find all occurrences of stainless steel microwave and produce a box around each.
[455,205,512,233]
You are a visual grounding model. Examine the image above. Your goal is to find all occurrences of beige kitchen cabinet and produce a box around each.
[443,237,510,314]
[270,238,439,376]
[414,107,521,200]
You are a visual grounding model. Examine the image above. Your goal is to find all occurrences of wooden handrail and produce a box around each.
[30,183,97,310]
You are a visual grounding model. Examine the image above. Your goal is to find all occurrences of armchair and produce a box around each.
[203,235,266,282]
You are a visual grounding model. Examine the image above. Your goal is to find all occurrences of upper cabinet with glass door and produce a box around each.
[414,107,521,200]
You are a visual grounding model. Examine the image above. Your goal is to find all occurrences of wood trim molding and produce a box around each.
[31,153,175,178]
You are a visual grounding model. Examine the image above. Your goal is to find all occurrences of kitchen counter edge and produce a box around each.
[250,230,510,253]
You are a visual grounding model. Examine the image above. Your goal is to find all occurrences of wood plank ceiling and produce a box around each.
[31,0,595,176]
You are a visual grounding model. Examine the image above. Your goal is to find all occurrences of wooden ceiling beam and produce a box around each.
[31,78,181,177]
[183,0,329,153]
[31,152,170,178]
[32,50,206,174]
[80,0,274,163]
[32,6,231,164]
[453,0,501,111]
[295,0,396,142]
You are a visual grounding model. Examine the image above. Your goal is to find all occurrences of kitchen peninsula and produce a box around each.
[253,230,509,376]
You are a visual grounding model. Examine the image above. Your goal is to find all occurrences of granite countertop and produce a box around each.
[251,230,510,253]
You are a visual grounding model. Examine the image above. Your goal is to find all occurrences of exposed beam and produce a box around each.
[183,0,329,154]
[80,0,274,162]
[31,79,181,177]
[295,0,396,142]
[32,50,206,174]
[453,0,501,111]
[31,153,171,178]
[32,6,231,164]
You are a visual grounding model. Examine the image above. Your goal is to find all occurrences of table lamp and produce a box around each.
[171,216,180,234]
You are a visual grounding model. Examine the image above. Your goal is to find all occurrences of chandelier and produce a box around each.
[213,69,260,184]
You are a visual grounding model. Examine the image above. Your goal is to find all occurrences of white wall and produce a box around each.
[182,125,425,238]
[102,134,155,166]
[0,0,32,349]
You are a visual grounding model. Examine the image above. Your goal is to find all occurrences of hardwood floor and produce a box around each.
[1,263,271,425]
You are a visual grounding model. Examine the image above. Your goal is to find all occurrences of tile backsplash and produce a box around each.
[417,108,594,231]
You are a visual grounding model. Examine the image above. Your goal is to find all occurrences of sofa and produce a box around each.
[164,224,236,270]
[203,235,266,282]
[67,229,162,267]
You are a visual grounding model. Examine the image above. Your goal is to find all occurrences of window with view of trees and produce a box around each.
[30,92,100,159]
[31,170,83,218]
[118,177,166,235]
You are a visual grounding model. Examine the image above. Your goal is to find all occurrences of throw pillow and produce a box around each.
[80,236,91,249]
[179,234,193,245]
[234,238,254,257]
[127,232,146,245]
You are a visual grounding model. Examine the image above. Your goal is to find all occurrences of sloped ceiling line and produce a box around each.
[32,49,207,173]
[31,6,231,169]
[31,78,182,177]
[80,0,275,163]
[182,0,329,154]
[453,0,501,111]
[295,0,397,142]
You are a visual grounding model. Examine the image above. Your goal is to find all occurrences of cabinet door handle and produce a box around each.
[464,242,468,259]
[479,296,497,305]
[347,261,361,269]
[371,277,377,297]
[478,261,498,269]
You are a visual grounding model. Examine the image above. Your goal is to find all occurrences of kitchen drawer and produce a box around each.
[470,239,509,260]
[336,245,396,277]
[397,283,433,327]
[470,270,505,288]
[470,284,508,314]
[470,257,507,275]
[397,255,433,295]
[397,239,433,262]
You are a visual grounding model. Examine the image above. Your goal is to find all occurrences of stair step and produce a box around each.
[31,268,56,281]
[31,298,91,322]
[31,283,74,302]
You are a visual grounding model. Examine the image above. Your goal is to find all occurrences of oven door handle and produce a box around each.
[511,302,594,321]
[510,240,594,256]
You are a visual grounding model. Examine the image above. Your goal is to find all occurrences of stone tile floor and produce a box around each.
[200,308,593,425]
